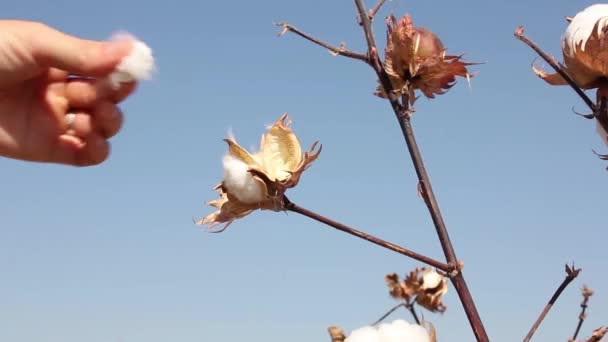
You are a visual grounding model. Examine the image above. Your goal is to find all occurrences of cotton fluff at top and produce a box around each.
[107,33,155,89]
[563,4,608,55]
[345,320,431,342]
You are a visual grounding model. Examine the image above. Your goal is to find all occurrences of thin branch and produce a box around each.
[369,0,387,21]
[275,22,369,62]
[407,302,421,325]
[572,286,594,341]
[523,264,581,342]
[370,301,420,326]
[513,26,596,112]
[283,196,450,272]
[371,303,406,326]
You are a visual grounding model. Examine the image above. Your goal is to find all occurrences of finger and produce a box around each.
[65,112,93,138]
[54,134,109,166]
[65,77,137,107]
[25,22,132,76]
[91,101,124,138]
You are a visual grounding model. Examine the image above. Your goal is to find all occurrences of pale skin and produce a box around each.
[0,20,137,166]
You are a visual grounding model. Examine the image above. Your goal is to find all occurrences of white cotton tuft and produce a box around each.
[345,320,430,342]
[563,4,608,56]
[345,326,380,342]
[596,120,608,147]
[222,154,266,204]
[107,32,155,89]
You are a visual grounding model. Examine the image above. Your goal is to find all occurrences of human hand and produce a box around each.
[0,20,137,166]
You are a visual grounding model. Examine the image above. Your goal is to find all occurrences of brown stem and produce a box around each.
[513,26,596,112]
[368,0,387,21]
[523,264,581,342]
[275,22,369,62]
[371,303,406,326]
[278,1,489,340]
[353,1,488,341]
[283,196,450,272]
[407,302,421,325]
[572,286,594,341]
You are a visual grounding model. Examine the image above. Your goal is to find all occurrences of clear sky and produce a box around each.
[1,1,607,341]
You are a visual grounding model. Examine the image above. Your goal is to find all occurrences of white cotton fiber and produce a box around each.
[107,32,155,89]
[563,4,608,55]
[346,320,430,342]
[222,154,266,204]
[345,326,380,342]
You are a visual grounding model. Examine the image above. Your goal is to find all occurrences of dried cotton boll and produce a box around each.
[222,154,266,204]
[107,32,155,89]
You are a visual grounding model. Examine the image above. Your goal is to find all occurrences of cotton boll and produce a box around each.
[107,32,155,89]
[222,154,266,204]
[378,320,431,342]
[346,320,430,342]
[563,4,608,55]
[345,326,380,342]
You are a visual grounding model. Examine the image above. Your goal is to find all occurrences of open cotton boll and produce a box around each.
[346,320,430,342]
[563,4,608,55]
[345,326,380,342]
[377,320,431,342]
[106,32,155,89]
[222,154,266,204]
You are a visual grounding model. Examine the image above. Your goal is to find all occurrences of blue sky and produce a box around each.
[1,0,607,341]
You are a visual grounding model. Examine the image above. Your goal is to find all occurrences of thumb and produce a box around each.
[26,22,132,76]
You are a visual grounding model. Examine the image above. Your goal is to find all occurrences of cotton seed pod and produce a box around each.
[197,114,321,232]
[376,14,475,105]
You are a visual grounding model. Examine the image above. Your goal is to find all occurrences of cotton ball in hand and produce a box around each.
[107,32,155,89]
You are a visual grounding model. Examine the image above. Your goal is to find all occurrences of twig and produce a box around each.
[407,302,421,325]
[513,26,596,111]
[368,0,387,21]
[523,264,581,342]
[572,286,594,341]
[371,303,406,326]
[275,22,369,62]
[283,196,450,272]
